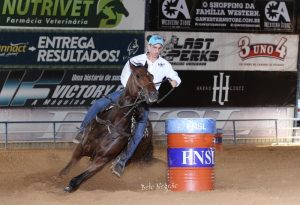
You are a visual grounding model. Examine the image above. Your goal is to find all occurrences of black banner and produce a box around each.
[297,8,300,33]
[0,31,144,67]
[147,0,297,33]
[0,69,122,107]
[0,69,297,107]
[156,71,297,107]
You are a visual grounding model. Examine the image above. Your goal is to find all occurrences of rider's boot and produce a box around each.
[111,153,126,177]
[111,109,149,177]
[72,129,84,144]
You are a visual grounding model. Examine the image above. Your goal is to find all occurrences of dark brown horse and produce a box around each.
[59,62,158,192]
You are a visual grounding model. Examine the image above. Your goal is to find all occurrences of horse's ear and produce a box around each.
[129,61,136,71]
[144,61,148,69]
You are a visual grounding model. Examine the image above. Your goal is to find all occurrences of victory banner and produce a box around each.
[0,69,123,107]
[1,69,296,108]
[0,31,144,66]
[0,0,145,29]
[146,32,299,71]
[147,0,297,33]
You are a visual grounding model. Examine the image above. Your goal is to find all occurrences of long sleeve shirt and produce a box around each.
[121,53,181,90]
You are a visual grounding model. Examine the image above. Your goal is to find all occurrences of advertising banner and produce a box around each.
[0,69,123,107]
[0,69,297,108]
[145,32,299,71]
[297,9,300,33]
[0,31,144,66]
[147,0,296,33]
[156,71,297,107]
[0,0,145,30]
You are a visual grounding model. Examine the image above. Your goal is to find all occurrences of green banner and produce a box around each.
[0,0,144,29]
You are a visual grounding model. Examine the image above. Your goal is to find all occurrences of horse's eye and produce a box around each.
[136,74,140,79]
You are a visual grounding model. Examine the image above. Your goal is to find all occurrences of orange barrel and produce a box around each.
[166,118,216,192]
[214,128,223,152]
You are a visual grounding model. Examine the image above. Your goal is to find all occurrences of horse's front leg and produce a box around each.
[59,144,83,176]
[63,157,110,193]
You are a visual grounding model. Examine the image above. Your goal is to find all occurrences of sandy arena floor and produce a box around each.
[0,145,300,205]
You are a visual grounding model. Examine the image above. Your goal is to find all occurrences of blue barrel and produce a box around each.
[166,118,216,191]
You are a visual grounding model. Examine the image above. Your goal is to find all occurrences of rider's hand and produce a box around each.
[169,79,177,88]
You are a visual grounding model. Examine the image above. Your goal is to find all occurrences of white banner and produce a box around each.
[146,32,299,71]
[0,107,295,142]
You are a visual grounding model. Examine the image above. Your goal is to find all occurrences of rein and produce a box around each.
[157,87,175,104]
[154,77,175,104]
[96,91,145,138]
[95,77,175,138]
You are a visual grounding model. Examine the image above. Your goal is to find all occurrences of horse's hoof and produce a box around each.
[64,186,73,193]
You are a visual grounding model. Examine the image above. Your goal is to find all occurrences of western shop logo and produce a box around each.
[0,42,28,57]
[161,0,191,27]
[264,1,292,29]
[238,36,287,61]
[161,35,219,66]
[36,36,120,63]
[1,0,128,28]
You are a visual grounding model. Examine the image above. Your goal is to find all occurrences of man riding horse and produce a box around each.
[73,34,181,177]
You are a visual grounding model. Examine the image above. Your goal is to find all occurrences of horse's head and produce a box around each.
[125,61,159,104]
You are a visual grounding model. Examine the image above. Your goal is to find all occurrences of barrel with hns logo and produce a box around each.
[166,118,216,191]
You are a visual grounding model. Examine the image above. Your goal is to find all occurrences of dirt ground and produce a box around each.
[0,144,300,205]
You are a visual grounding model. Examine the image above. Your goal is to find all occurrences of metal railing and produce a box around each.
[0,118,299,149]
[0,120,80,149]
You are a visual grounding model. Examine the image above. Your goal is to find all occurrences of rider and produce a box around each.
[73,34,181,177]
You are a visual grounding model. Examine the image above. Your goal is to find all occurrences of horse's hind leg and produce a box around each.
[59,144,83,176]
[64,157,109,193]
[141,142,153,162]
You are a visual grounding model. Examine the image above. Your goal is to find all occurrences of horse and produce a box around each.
[59,61,159,193]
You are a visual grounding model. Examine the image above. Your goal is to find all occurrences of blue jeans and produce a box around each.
[116,108,149,167]
[79,90,123,130]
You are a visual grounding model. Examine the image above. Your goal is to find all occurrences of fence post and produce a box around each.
[275,119,278,145]
[233,120,237,144]
[5,122,8,150]
[53,122,56,148]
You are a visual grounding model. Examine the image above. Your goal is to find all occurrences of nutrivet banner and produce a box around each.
[145,32,299,71]
[0,31,144,67]
[0,69,122,107]
[156,71,297,107]
[0,0,145,29]
[147,0,297,33]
